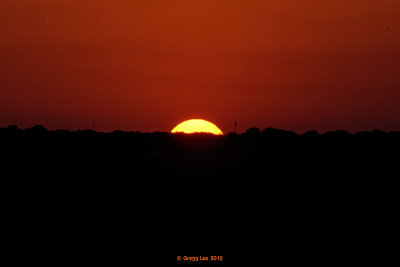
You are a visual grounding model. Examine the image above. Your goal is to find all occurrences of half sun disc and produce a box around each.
[171,119,223,135]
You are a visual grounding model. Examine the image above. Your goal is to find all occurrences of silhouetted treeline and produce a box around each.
[2,124,399,192]
[2,124,398,262]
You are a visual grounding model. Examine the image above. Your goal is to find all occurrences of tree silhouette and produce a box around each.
[245,127,260,135]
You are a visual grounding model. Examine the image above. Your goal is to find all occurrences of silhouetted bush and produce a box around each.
[302,130,319,137]
[7,125,19,131]
[245,127,260,135]
[27,125,47,135]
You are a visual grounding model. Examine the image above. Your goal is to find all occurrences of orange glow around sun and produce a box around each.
[171,119,223,135]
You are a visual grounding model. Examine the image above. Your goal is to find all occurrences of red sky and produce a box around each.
[1,0,399,133]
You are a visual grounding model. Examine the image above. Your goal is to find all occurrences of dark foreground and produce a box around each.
[1,125,398,264]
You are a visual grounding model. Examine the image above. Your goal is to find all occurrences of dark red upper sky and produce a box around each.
[1,0,399,133]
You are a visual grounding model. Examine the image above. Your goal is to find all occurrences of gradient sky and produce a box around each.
[1,0,399,133]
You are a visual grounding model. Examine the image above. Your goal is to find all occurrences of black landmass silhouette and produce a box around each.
[2,125,398,185]
[1,125,398,263]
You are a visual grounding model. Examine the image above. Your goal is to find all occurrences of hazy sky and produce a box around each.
[1,0,399,133]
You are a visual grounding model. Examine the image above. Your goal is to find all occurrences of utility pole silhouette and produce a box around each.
[234,120,238,165]
[235,120,237,135]
[93,117,96,132]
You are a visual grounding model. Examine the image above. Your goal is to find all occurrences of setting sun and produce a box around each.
[171,119,223,135]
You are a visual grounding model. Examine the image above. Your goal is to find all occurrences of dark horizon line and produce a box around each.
[2,124,399,136]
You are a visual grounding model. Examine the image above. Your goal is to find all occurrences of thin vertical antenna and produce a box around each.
[235,120,237,135]
[93,117,96,132]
